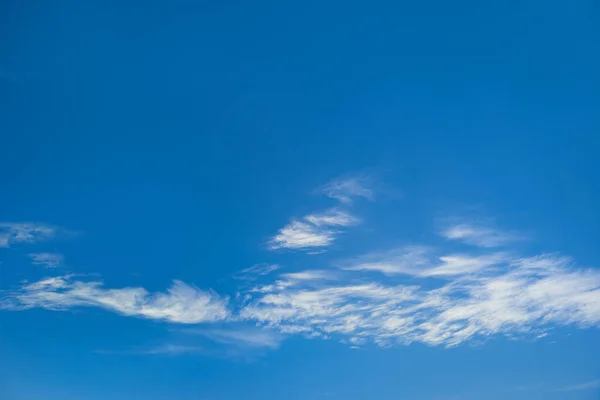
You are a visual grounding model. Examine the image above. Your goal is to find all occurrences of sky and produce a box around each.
[1,1,599,399]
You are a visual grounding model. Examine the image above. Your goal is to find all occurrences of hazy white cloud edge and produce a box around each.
[29,252,64,269]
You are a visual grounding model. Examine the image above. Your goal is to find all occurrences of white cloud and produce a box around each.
[0,222,58,248]
[442,222,520,248]
[28,253,64,269]
[3,220,600,352]
[269,209,358,251]
[3,252,600,349]
[270,221,335,249]
[320,176,374,204]
[2,276,230,324]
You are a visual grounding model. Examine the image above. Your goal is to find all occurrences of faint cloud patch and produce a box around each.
[556,379,600,392]
[0,222,59,248]
[319,175,374,204]
[183,326,283,350]
[28,253,64,269]
[440,219,523,248]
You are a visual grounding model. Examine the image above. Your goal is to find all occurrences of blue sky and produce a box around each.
[1,1,599,399]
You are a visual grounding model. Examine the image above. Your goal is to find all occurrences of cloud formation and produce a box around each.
[2,250,600,349]
[2,212,600,353]
[269,209,358,251]
[320,176,374,204]
[1,276,229,324]
[240,252,600,347]
[0,222,58,248]
[29,253,64,269]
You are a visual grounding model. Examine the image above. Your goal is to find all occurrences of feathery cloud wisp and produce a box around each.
[1,276,229,324]
[233,264,279,281]
[241,253,600,347]
[3,251,600,349]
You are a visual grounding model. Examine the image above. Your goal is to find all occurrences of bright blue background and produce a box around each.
[1,1,599,399]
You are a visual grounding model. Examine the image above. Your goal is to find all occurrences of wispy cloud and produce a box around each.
[0,222,59,248]
[233,264,279,281]
[142,344,206,355]
[1,276,230,324]
[184,326,283,350]
[556,379,600,392]
[241,252,600,347]
[28,253,64,269]
[342,246,507,277]
[96,344,207,356]
[269,209,358,251]
[3,215,600,353]
[441,222,521,248]
[319,175,374,204]
[341,246,431,275]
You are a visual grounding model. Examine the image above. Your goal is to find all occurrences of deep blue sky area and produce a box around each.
[1,1,599,400]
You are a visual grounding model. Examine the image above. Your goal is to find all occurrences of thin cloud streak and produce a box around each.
[341,246,508,277]
[556,379,600,392]
[442,222,521,248]
[183,327,283,349]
